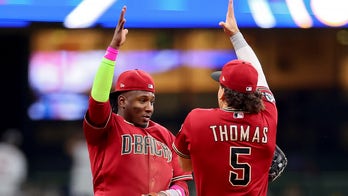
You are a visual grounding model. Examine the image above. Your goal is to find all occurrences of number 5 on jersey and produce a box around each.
[230,147,251,186]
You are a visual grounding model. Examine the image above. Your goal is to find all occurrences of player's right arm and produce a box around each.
[85,6,128,127]
[219,0,269,89]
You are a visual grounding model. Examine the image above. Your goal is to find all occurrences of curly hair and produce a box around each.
[222,85,265,113]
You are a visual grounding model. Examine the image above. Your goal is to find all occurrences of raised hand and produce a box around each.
[219,0,239,36]
[110,5,129,49]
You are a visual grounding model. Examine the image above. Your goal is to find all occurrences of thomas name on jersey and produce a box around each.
[210,125,268,143]
[121,134,172,162]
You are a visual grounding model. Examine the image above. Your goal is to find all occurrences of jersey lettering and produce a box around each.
[121,134,172,162]
[210,125,268,143]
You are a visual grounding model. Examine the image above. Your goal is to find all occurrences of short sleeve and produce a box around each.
[173,113,193,159]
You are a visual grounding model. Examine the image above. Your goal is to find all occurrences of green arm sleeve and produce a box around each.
[91,58,115,102]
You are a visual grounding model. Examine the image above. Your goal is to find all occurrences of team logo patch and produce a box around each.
[263,92,275,103]
[148,84,154,89]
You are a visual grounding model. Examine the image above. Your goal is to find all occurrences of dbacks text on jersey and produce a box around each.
[121,134,172,162]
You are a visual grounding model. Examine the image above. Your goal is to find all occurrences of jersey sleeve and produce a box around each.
[171,144,193,180]
[230,32,269,89]
[258,86,278,124]
[170,154,192,196]
[258,86,276,104]
[84,55,115,134]
[83,98,112,145]
[84,97,111,128]
[173,112,194,159]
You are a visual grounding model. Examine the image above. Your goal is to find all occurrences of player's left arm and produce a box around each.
[219,0,268,89]
[177,156,192,172]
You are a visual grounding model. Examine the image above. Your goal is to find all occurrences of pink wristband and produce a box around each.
[170,185,185,196]
[104,46,119,61]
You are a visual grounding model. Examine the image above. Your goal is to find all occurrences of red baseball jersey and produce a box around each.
[173,87,277,196]
[83,98,192,196]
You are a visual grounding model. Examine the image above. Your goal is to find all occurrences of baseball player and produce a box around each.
[83,6,192,196]
[173,0,278,195]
